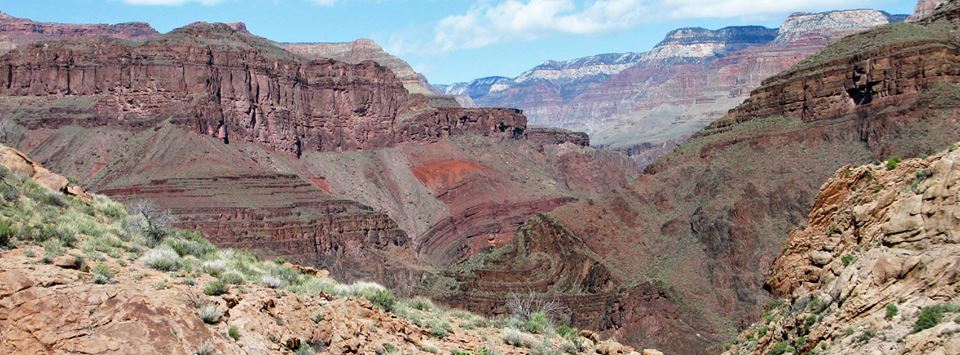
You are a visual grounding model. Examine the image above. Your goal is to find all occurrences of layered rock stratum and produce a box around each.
[440,9,906,162]
[725,145,960,354]
[0,11,159,54]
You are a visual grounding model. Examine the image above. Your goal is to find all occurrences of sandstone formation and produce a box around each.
[525,128,590,147]
[0,145,87,199]
[441,9,905,163]
[726,145,960,354]
[0,11,159,54]
[909,0,949,21]
[282,39,436,96]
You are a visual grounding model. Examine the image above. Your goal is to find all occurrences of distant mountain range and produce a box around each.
[436,9,909,158]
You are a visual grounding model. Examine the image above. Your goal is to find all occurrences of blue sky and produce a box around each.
[0,0,918,84]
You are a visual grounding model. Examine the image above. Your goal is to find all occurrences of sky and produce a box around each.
[0,0,919,84]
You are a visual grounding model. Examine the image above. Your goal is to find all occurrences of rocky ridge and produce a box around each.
[725,145,960,355]
[0,11,159,54]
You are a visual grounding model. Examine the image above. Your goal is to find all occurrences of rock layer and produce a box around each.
[726,145,960,355]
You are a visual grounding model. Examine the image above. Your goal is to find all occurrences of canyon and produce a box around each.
[0,1,957,354]
[439,9,908,161]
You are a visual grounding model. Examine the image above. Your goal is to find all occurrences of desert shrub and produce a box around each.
[855,329,876,344]
[886,303,899,320]
[42,238,63,257]
[913,304,960,333]
[365,289,397,312]
[523,312,550,334]
[807,297,829,314]
[886,157,901,170]
[502,328,536,348]
[841,254,856,267]
[202,260,228,276]
[757,325,769,337]
[196,341,214,355]
[198,303,221,324]
[220,271,246,285]
[0,219,15,247]
[126,202,174,247]
[312,311,324,323]
[91,262,114,284]
[141,247,182,271]
[556,325,576,339]
[770,341,795,355]
[228,325,240,340]
[203,279,227,296]
[261,275,286,289]
[409,297,434,311]
[163,233,215,258]
[428,319,452,338]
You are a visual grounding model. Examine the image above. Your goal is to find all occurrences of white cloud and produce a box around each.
[406,0,877,53]
[311,0,337,6]
[432,0,647,52]
[660,0,874,19]
[122,0,225,5]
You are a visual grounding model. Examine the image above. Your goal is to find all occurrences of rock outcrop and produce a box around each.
[726,145,960,355]
[282,39,437,96]
[0,11,158,54]
[909,0,949,21]
[526,128,590,147]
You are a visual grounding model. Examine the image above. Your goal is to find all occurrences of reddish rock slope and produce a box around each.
[0,11,158,54]
[444,2,960,352]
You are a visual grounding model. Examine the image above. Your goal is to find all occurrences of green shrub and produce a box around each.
[913,304,960,333]
[199,303,222,324]
[312,311,324,324]
[886,303,899,320]
[365,289,397,312]
[556,325,577,339]
[204,279,228,296]
[141,248,182,271]
[757,325,769,337]
[261,275,286,289]
[886,157,901,170]
[43,238,64,257]
[428,319,452,338]
[0,219,15,247]
[522,311,550,334]
[855,329,876,344]
[220,271,246,285]
[841,254,856,267]
[91,262,114,284]
[228,325,240,340]
[163,234,216,258]
[770,341,795,355]
[409,297,434,311]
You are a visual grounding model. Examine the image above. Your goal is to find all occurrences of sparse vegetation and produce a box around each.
[886,303,899,320]
[913,304,960,333]
[770,341,795,355]
[886,157,901,170]
[365,289,397,312]
[841,254,856,267]
[228,325,240,340]
[198,303,222,324]
[203,279,228,296]
[141,248,182,271]
[91,262,114,284]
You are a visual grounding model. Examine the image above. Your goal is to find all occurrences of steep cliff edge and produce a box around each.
[0,23,526,156]
[726,145,960,355]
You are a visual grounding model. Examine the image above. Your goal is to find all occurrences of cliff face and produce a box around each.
[489,2,960,352]
[282,39,438,96]
[0,24,526,156]
[909,0,949,21]
[726,13,960,125]
[441,9,903,160]
[726,146,960,355]
[0,11,159,54]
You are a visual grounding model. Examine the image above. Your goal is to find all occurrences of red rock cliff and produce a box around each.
[0,23,526,156]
